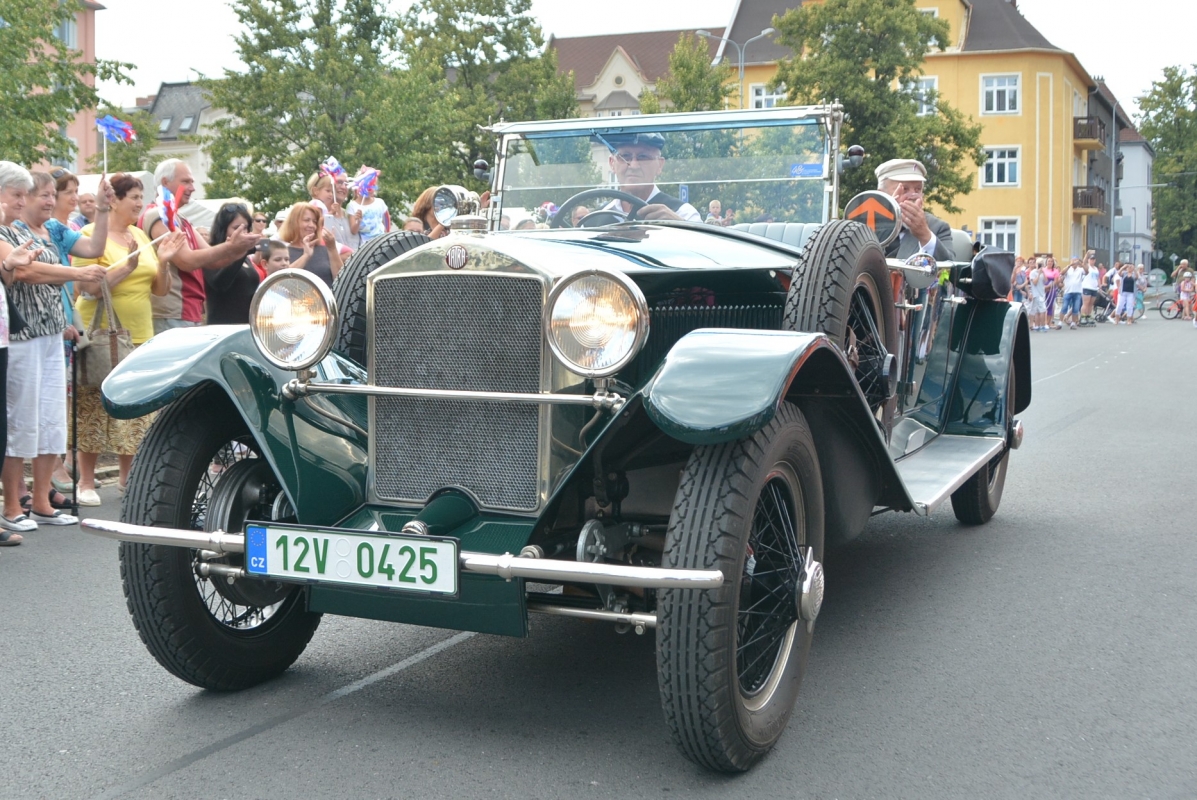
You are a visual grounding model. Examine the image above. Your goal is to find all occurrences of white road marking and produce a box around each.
[1033,354,1102,385]
[90,631,476,800]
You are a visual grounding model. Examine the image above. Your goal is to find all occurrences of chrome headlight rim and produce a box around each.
[544,268,650,379]
[249,268,339,372]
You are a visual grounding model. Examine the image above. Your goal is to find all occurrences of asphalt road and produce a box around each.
[3,315,1196,799]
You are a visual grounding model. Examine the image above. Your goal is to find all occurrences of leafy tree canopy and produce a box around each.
[640,33,734,114]
[0,0,130,165]
[200,0,461,213]
[772,0,984,213]
[1137,64,1197,269]
[398,0,578,188]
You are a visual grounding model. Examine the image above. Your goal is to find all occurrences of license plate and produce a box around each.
[245,524,458,596]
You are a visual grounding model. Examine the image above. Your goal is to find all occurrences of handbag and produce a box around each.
[78,280,133,387]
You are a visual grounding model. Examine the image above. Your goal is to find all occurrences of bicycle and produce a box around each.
[1159,297,1186,320]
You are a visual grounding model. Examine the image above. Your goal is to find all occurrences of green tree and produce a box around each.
[0,0,130,165]
[772,0,984,212]
[1137,65,1197,270]
[85,107,179,173]
[639,33,734,114]
[200,0,456,213]
[398,0,578,188]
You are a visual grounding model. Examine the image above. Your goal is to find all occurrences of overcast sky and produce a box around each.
[96,0,1187,118]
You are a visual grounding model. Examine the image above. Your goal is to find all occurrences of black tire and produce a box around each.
[120,385,321,691]
[950,369,1013,524]
[332,230,430,364]
[784,219,897,423]
[657,402,825,772]
[1159,298,1181,320]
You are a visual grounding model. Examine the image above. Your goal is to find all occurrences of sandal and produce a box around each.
[19,494,32,513]
[52,475,76,494]
[0,530,23,546]
[48,489,73,510]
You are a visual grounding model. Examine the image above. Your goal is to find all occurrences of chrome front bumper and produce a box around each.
[80,519,724,590]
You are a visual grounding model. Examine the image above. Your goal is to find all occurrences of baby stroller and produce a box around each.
[1091,289,1115,323]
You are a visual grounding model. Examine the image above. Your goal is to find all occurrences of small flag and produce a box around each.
[156,185,178,232]
[320,156,346,179]
[96,114,137,144]
[352,166,379,197]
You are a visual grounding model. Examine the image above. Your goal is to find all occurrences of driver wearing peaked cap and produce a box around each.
[601,132,701,222]
[875,158,955,261]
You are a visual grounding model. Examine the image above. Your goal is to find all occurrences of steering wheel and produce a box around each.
[551,188,649,229]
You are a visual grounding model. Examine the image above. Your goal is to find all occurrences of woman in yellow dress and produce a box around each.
[72,173,184,506]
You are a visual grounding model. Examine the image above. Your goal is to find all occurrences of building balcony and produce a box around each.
[1073,185,1106,216]
[1073,116,1107,150]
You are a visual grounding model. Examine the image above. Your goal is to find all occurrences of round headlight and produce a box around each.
[546,269,648,378]
[249,269,338,371]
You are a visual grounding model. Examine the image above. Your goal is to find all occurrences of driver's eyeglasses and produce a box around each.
[613,152,660,165]
[253,217,267,223]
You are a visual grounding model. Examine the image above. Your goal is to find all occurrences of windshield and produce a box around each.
[497,118,829,228]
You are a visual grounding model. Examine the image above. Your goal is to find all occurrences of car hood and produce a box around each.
[373,223,799,283]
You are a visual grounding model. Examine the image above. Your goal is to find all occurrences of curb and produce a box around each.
[0,464,122,501]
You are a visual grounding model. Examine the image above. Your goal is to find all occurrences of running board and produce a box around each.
[894,435,1006,515]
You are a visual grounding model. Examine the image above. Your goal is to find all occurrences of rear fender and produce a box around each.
[643,329,914,542]
[102,326,368,525]
[944,301,1031,437]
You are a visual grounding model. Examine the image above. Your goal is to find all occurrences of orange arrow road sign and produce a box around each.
[847,196,895,230]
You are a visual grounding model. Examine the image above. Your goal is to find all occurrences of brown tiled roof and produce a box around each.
[549,28,724,87]
[962,0,1060,52]
[1119,127,1146,143]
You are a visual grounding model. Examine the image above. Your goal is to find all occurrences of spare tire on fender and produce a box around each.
[331,230,431,365]
[783,219,898,426]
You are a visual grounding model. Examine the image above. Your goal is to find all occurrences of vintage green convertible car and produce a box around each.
[83,105,1029,772]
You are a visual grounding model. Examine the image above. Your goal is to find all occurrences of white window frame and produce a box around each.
[979,217,1020,254]
[918,7,940,16]
[159,117,172,132]
[908,76,938,116]
[750,83,787,110]
[981,74,1020,115]
[981,146,1020,187]
[179,115,195,132]
[54,18,78,49]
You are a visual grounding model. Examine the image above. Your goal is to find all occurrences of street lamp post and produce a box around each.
[696,28,776,110]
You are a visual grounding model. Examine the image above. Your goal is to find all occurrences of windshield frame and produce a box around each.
[487,104,845,233]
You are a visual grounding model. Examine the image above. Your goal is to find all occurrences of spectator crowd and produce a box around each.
[0,154,421,547]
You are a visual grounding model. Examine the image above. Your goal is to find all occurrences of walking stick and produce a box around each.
[71,337,78,517]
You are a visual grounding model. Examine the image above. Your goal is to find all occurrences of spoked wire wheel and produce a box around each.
[737,468,807,708]
[784,220,897,430]
[192,439,293,631]
[845,288,892,411]
[120,385,320,690]
[658,402,825,772]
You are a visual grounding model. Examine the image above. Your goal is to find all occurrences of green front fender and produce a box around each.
[643,329,841,445]
[102,326,369,526]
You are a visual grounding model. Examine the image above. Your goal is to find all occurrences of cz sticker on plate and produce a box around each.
[245,524,459,596]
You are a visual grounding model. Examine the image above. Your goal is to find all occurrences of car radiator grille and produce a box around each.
[370,273,544,511]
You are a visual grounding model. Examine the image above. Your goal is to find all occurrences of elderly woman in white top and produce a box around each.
[0,162,108,532]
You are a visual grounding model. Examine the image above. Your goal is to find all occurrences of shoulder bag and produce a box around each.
[78,280,133,387]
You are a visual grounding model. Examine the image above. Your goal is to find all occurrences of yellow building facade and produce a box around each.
[727,0,1107,259]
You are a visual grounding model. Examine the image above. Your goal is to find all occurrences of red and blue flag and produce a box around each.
[352,166,379,197]
[156,185,178,232]
[96,114,137,144]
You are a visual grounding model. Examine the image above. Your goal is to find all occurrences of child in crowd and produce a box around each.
[1179,270,1195,323]
[255,238,312,280]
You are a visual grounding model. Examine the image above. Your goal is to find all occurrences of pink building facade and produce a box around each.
[52,1,104,172]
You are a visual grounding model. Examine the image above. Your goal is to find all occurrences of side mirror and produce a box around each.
[838,144,866,173]
[473,159,491,184]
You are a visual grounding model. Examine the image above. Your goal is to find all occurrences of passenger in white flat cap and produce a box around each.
[874,158,955,261]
